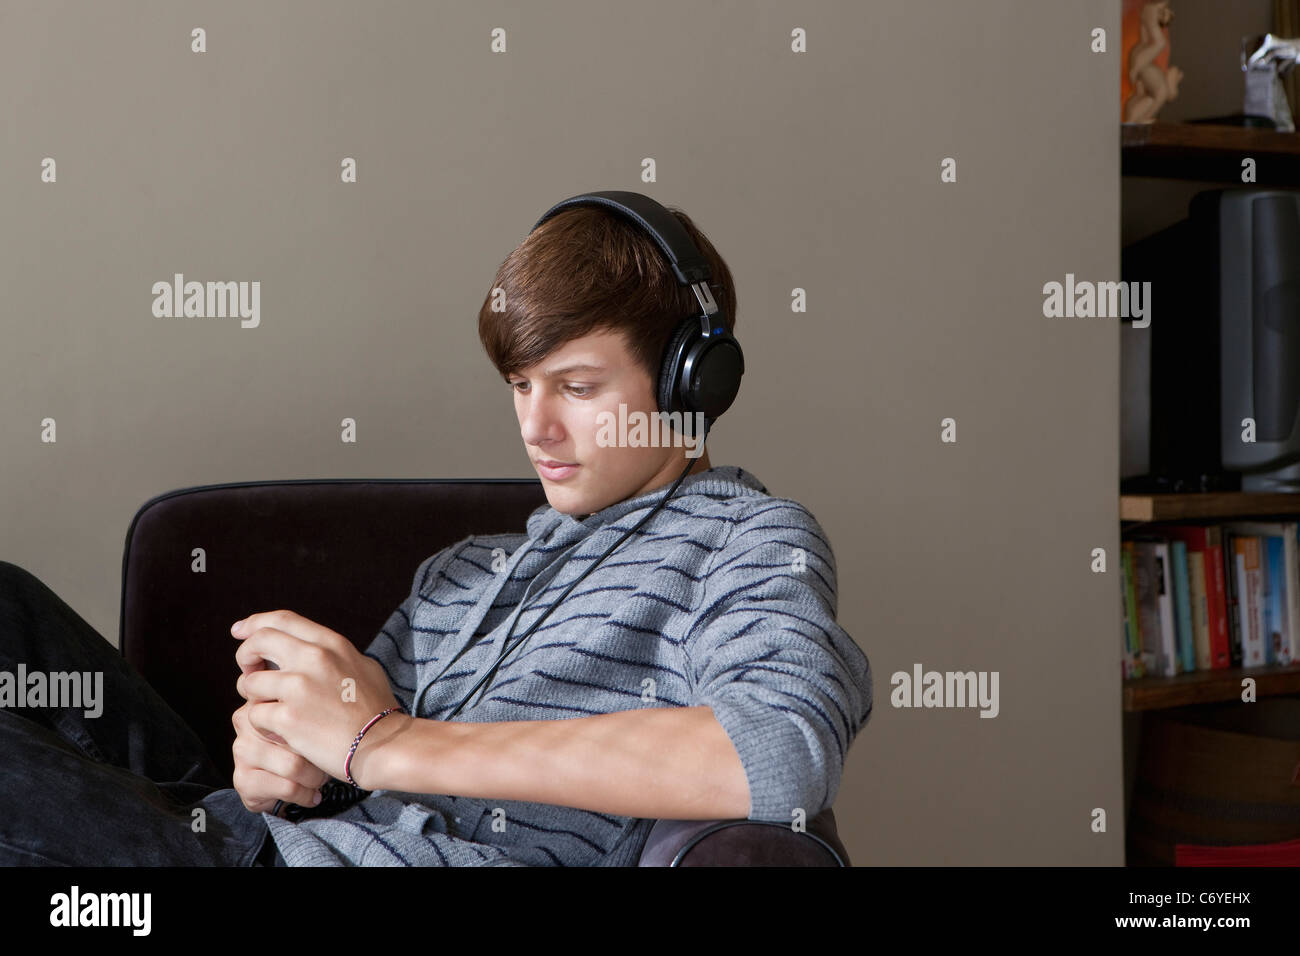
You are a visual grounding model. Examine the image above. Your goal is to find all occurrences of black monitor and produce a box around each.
[1121,187,1300,493]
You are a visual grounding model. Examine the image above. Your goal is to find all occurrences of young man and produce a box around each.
[232,201,873,865]
[0,200,871,867]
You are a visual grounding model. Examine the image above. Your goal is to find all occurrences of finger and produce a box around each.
[236,734,328,790]
[233,628,304,674]
[233,705,288,745]
[246,700,289,746]
[236,668,290,704]
[237,766,321,813]
[241,715,288,747]
[233,610,341,651]
[236,653,273,677]
[231,765,278,814]
[253,726,289,746]
[232,787,278,816]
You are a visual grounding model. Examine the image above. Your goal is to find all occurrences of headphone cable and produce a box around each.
[442,429,710,720]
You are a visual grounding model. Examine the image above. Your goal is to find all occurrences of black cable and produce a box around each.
[441,431,710,721]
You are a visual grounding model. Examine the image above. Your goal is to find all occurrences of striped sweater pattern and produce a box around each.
[262,465,873,865]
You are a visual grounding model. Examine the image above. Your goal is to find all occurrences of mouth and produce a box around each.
[535,459,580,481]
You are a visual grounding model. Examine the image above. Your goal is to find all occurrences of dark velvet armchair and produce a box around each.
[119,478,850,866]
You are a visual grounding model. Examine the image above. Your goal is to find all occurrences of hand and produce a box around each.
[231,609,407,785]
[231,700,330,814]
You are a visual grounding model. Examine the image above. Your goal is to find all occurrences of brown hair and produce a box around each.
[477,201,737,401]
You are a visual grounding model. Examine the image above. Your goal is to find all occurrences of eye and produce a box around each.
[506,380,593,397]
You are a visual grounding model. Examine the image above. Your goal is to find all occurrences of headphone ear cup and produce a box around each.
[687,336,744,421]
[657,318,699,417]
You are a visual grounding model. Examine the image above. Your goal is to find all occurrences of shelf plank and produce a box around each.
[1121,492,1300,522]
[1123,662,1300,710]
[1122,121,1300,184]
[1122,121,1300,154]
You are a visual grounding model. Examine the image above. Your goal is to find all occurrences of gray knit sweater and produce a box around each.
[262,465,872,865]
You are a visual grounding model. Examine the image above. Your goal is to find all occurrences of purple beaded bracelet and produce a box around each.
[343,706,404,787]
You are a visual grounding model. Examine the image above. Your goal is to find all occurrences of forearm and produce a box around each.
[349,705,751,820]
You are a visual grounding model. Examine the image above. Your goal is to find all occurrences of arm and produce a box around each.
[347,704,751,820]
[233,607,751,820]
[353,498,871,824]
[678,499,873,822]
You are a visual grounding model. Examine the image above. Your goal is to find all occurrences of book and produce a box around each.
[1132,538,1177,676]
[1267,535,1286,664]
[1185,545,1210,671]
[1170,540,1195,673]
[1221,520,1298,666]
[1156,540,1178,675]
[1222,529,1243,666]
[1121,541,1143,678]
[1230,534,1265,667]
[1159,524,1230,669]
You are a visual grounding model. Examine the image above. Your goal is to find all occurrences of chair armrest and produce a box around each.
[637,808,849,866]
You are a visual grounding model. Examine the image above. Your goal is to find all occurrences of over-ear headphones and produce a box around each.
[529,190,745,429]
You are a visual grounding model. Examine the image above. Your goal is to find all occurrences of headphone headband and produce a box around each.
[531,190,713,287]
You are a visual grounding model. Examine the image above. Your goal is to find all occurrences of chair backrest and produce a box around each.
[120,478,548,780]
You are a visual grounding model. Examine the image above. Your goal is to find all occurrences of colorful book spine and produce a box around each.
[1233,535,1265,667]
[1121,542,1143,678]
[1170,540,1195,673]
[1266,535,1286,665]
[1203,526,1230,668]
[1223,521,1299,667]
[1222,529,1242,666]
[1184,545,1211,670]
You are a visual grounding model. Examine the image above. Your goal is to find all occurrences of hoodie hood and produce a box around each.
[408,465,773,719]
[524,465,769,548]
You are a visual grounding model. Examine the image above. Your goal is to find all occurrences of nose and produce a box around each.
[518,388,564,447]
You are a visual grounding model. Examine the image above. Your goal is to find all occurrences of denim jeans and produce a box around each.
[0,560,284,866]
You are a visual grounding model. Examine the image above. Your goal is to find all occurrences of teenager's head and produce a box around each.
[478,202,738,516]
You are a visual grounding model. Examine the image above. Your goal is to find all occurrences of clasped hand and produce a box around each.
[230,610,403,802]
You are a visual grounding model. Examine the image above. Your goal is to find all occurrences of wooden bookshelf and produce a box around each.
[1119,492,1300,709]
[1121,492,1300,522]
[1123,662,1300,711]
[1119,105,1300,861]
[1122,121,1300,185]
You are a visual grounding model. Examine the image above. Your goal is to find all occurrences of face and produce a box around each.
[505,327,712,516]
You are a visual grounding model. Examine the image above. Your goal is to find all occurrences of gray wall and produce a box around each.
[2,0,1129,865]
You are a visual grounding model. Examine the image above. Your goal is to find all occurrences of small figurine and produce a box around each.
[1243,33,1299,132]
[1124,1,1183,124]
